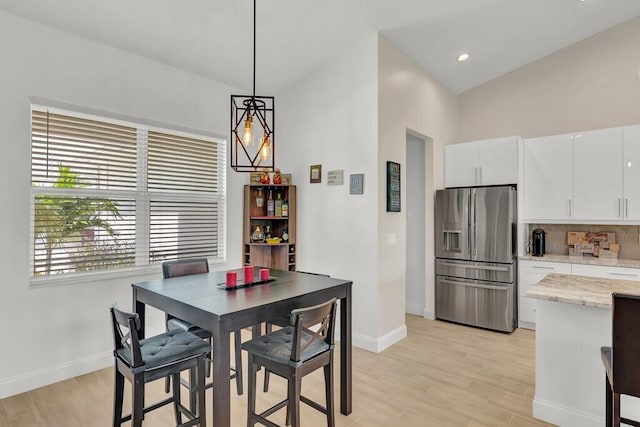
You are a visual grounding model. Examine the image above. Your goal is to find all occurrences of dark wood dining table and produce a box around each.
[132,268,352,427]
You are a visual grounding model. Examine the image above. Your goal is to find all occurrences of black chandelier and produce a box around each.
[230,0,275,172]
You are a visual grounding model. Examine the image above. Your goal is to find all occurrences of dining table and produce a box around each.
[132,267,353,427]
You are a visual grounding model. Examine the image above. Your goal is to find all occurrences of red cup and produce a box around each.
[226,271,237,287]
[243,265,254,284]
[259,268,270,281]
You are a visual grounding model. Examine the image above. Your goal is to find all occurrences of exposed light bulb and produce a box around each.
[260,135,271,161]
[242,114,253,146]
[457,53,470,62]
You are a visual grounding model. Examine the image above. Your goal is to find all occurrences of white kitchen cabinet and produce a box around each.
[445,136,519,188]
[623,125,640,220]
[523,134,573,220]
[571,264,640,281]
[518,260,572,329]
[573,128,624,221]
[444,142,478,188]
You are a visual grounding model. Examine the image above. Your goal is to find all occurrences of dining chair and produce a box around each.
[162,258,244,404]
[601,292,640,427]
[262,271,330,393]
[242,298,338,427]
[110,305,208,427]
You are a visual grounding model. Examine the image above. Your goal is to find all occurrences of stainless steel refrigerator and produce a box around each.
[435,185,517,332]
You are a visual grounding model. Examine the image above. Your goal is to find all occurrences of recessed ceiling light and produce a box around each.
[457,53,470,62]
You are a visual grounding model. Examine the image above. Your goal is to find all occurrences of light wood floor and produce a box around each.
[0,315,553,426]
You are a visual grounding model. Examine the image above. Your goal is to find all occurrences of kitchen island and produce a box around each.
[527,273,640,427]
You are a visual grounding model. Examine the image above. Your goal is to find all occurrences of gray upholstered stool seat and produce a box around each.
[116,328,211,370]
[242,326,329,367]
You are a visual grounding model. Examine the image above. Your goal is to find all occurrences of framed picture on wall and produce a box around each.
[349,174,364,194]
[310,164,322,183]
[386,161,401,212]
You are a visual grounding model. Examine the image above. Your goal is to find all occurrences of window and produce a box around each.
[30,105,226,279]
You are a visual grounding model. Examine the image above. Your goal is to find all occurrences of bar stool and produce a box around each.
[110,305,209,427]
[242,298,337,427]
[601,292,640,427]
[262,271,330,393]
[163,258,244,402]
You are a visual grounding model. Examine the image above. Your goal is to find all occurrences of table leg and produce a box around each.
[133,289,146,339]
[212,325,231,427]
[340,287,352,415]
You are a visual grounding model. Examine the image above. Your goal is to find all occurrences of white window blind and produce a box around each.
[30,106,226,279]
[148,130,224,261]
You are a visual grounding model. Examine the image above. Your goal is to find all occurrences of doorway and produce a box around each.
[405,132,432,317]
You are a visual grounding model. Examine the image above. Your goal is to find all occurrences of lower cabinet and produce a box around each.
[570,264,640,281]
[518,260,572,329]
[519,260,640,330]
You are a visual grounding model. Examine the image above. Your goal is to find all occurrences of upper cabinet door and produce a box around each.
[445,137,519,188]
[445,142,478,188]
[573,128,623,220]
[623,125,640,220]
[476,136,519,186]
[523,134,573,220]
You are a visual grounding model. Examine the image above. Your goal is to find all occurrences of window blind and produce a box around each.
[148,130,224,263]
[30,106,225,279]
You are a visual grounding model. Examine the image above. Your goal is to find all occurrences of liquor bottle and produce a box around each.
[275,193,282,216]
[282,198,289,217]
[266,190,275,216]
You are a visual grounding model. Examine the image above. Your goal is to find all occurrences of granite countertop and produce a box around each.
[519,253,640,269]
[526,273,640,308]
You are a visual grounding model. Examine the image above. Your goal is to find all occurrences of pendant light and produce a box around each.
[230,0,275,172]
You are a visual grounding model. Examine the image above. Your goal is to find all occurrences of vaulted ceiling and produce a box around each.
[1,0,639,94]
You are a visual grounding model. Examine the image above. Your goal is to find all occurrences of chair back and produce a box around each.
[162,258,209,279]
[110,306,144,367]
[612,293,640,397]
[289,298,337,362]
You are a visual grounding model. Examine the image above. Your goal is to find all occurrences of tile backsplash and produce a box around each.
[526,224,640,260]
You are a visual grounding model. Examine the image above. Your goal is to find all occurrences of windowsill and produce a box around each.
[28,258,229,288]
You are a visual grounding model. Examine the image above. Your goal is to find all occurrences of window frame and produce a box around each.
[29,100,227,287]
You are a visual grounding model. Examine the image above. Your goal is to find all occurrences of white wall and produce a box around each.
[276,34,380,347]
[0,11,245,398]
[277,34,458,352]
[458,16,640,141]
[377,35,458,336]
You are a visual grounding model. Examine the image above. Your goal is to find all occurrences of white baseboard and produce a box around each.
[423,308,435,320]
[533,396,601,427]
[0,352,112,399]
[405,306,435,320]
[405,304,423,316]
[518,320,536,330]
[352,324,407,353]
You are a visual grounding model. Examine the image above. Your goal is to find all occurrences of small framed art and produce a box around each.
[386,161,400,212]
[310,164,322,183]
[349,174,364,194]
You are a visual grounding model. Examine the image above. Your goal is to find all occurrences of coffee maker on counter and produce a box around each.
[532,228,546,257]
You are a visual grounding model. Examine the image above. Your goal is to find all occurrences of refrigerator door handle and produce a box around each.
[439,278,509,291]
[470,189,477,258]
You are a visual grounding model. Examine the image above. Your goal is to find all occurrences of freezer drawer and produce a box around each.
[436,275,515,332]
[436,258,514,283]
